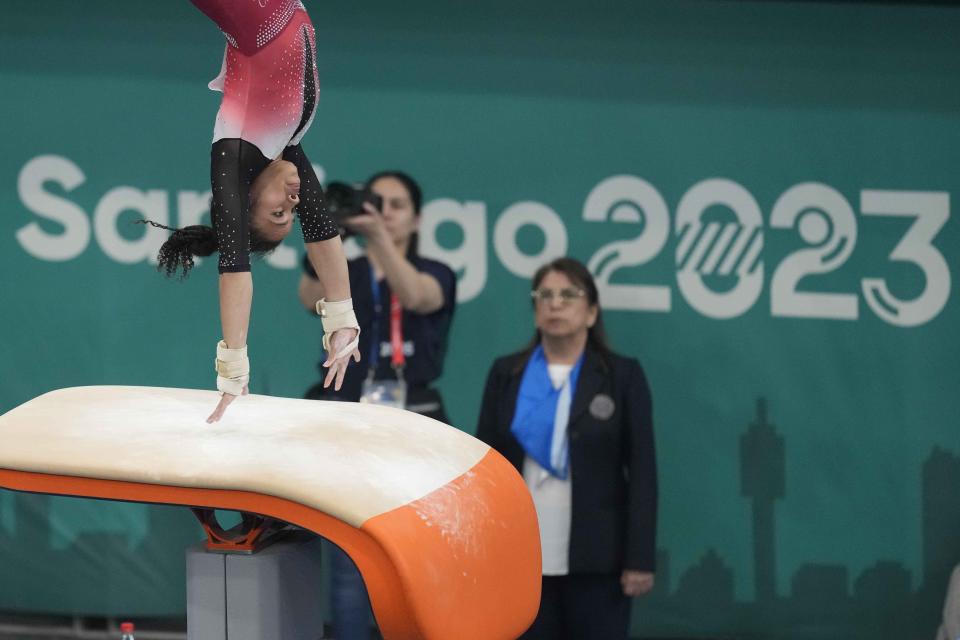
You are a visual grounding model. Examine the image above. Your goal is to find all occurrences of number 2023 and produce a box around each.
[584,177,950,327]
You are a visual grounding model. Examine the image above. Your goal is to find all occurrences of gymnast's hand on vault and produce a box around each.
[323,328,361,391]
[206,384,249,424]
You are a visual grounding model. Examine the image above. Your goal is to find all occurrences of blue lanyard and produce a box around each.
[368,263,382,374]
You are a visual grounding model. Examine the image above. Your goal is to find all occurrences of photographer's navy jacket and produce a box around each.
[303,253,456,412]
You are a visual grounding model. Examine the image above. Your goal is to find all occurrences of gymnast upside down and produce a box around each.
[146,0,360,422]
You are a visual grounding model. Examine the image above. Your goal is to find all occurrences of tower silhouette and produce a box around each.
[740,397,784,603]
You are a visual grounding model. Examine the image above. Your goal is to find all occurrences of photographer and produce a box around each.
[297,170,456,640]
[299,171,456,420]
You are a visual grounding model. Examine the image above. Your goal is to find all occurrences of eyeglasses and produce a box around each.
[530,287,586,305]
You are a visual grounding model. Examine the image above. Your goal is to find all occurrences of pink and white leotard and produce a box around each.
[189,0,338,273]
[193,0,319,160]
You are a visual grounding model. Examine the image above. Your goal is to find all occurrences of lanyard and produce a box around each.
[390,294,405,369]
[368,264,381,370]
[369,264,405,377]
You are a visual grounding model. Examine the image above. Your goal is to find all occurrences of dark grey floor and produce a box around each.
[0,614,186,640]
[0,613,689,639]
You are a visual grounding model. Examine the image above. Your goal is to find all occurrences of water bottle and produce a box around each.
[120,621,135,640]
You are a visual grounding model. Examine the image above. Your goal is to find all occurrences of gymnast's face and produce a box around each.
[534,270,598,341]
[370,176,419,246]
[249,159,300,242]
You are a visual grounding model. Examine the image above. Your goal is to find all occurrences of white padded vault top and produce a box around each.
[0,386,490,527]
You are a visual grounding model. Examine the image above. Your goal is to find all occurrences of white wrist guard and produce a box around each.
[315,298,361,352]
[214,340,249,396]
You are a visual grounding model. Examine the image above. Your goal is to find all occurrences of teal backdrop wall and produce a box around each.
[1,1,959,638]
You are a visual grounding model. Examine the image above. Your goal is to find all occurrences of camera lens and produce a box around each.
[324,181,359,237]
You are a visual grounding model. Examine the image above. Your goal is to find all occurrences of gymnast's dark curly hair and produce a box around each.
[135,220,280,279]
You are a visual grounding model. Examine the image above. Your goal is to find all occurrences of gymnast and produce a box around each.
[144,0,360,422]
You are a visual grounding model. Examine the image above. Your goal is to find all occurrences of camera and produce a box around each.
[324,181,383,238]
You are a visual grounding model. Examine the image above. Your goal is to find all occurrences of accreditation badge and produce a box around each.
[359,294,409,410]
[360,375,407,410]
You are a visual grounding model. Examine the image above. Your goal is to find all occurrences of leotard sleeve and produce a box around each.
[282,144,340,244]
[210,138,270,273]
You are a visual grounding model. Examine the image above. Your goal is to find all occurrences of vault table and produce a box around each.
[0,386,541,639]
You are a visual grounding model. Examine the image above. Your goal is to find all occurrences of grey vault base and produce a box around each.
[186,531,324,640]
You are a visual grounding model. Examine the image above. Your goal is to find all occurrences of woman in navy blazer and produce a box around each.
[475,257,657,640]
